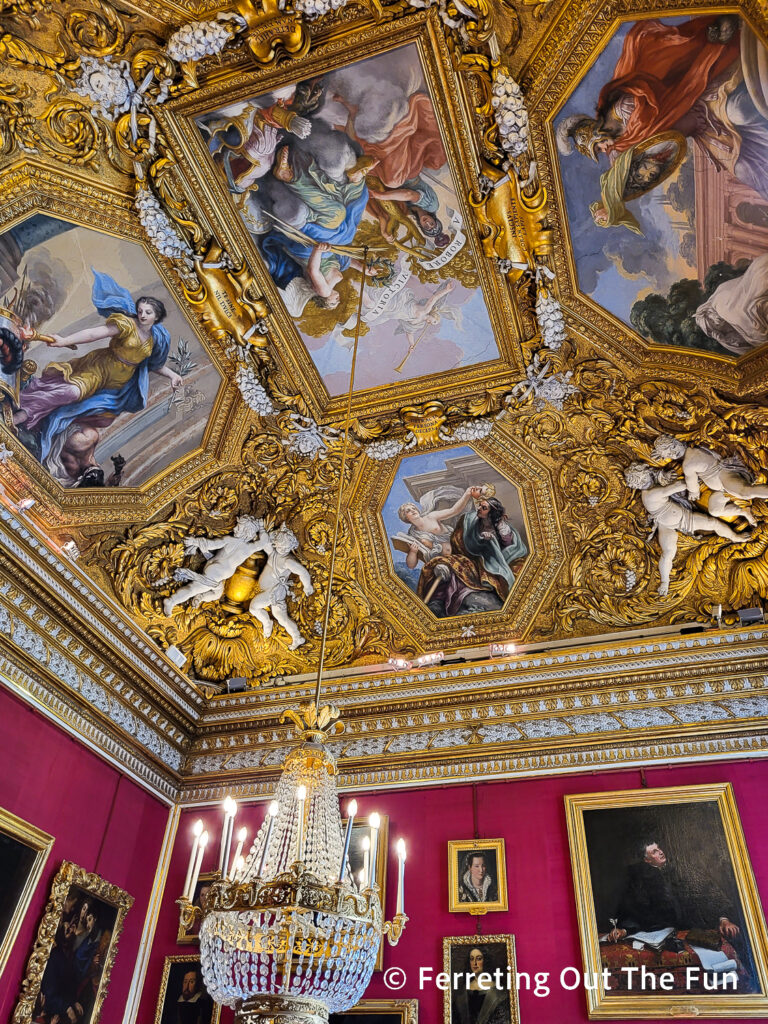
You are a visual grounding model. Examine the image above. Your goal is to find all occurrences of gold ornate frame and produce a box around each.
[11,859,134,1024]
[564,782,768,1018]
[154,954,222,1024]
[447,837,508,915]
[0,165,244,527]
[442,933,520,1024]
[525,0,768,395]
[156,7,526,424]
[331,999,418,1022]
[349,427,565,648]
[0,807,53,981]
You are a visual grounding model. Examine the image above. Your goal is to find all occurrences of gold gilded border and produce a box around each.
[155,8,526,424]
[334,998,418,1021]
[154,954,222,1024]
[0,808,54,982]
[442,933,520,1024]
[564,782,768,1018]
[0,163,244,528]
[524,0,768,396]
[447,837,508,914]
[11,859,134,1024]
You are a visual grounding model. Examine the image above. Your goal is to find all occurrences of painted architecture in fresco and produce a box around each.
[382,447,528,617]
[0,215,220,488]
[556,14,768,357]
[196,43,499,394]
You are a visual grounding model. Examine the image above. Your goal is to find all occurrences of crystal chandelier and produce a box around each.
[178,250,408,1023]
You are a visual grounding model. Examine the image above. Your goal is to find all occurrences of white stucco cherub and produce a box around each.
[248,524,314,649]
[652,434,768,528]
[163,515,265,616]
[624,462,750,597]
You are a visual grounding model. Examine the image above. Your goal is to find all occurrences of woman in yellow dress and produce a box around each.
[14,271,181,464]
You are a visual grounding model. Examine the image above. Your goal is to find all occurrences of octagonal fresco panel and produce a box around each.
[0,215,221,488]
[382,445,529,618]
[194,42,500,395]
[555,14,768,357]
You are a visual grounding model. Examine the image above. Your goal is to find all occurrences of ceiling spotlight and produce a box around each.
[737,607,764,626]
[61,539,80,559]
[414,650,443,668]
[226,676,248,693]
[16,497,35,512]
[490,641,517,657]
[387,657,412,671]
[165,645,187,669]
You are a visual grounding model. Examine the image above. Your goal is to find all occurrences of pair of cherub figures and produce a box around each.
[163,516,313,649]
[624,436,768,596]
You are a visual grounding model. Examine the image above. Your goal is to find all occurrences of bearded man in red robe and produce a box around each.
[557,14,741,160]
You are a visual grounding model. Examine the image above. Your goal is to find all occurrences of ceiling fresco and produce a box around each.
[194,44,501,396]
[383,446,529,618]
[555,14,768,360]
[1,0,768,689]
[1,215,222,488]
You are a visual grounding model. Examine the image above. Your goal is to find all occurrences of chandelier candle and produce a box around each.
[256,800,279,877]
[362,835,370,888]
[188,830,208,902]
[183,819,204,900]
[295,784,307,861]
[368,813,380,889]
[338,799,358,882]
[219,796,237,875]
[229,827,247,881]
[396,839,406,915]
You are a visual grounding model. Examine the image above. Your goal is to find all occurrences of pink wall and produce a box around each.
[147,759,768,1024]
[0,684,170,1021]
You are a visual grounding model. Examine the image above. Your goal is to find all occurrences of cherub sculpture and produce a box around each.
[163,518,313,649]
[624,462,750,596]
[248,523,314,650]
[652,435,768,529]
[163,516,265,615]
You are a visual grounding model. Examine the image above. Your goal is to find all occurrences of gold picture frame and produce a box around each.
[565,782,768,1017]
[11,859,133,1024]
[154,954,221,1024]
[442,934,520,1024]
[0,807,53,980]
[447,838,508,914]
[330,998,418,1022]
[342,813,389,970]
[156,8,525,426]
[176,871,217,945]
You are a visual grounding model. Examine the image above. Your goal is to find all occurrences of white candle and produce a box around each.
[234,855,245,881]
[256,801,279,878]
[219,796,236,874]
[368,813,380,889]
[396,838,406,915]
[183,819,204,900]
[295,785,307,863]
[229,826,247,881]
[362,836,370,889]
[188,830,209,901]
[338,799,358,883]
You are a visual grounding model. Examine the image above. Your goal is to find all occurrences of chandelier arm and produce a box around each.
[312,247,369,711]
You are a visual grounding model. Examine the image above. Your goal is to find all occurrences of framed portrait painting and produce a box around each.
[443,934,520,1024]
[154,955,220,1024]
[565,783,768,1017]
[447,838,508,914]
[12,860,133,1024]
[177,873,216,945]
[0,807,53,980]
[342,814,388,969]
[329,998,418,1023]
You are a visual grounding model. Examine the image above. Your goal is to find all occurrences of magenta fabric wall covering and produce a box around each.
[0,685,169,1022]
[147,759,768,1024]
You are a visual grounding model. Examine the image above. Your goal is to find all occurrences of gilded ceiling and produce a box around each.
[0,0,768,689]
